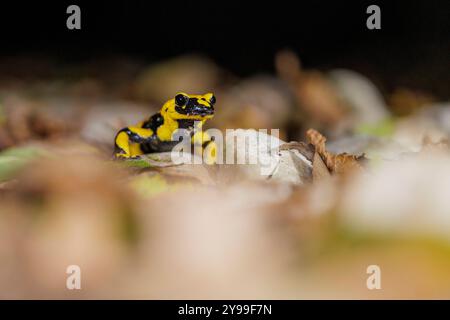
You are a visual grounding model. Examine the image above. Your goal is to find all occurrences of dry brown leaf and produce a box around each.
[388,88,435,116]
[306,129,365,175]
[0,98,79,151]
[275,50,347,128]
[312,151,331,181]
[297,72,347,126]
[0,128,15,149]
[275,49,303,83]
[155,164,217,186]
[421,135,450,154]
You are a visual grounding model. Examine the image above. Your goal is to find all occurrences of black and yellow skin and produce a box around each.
[114,92,216,163]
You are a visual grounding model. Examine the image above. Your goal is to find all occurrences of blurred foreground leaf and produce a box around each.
[0,103,6,124]
[0,146,50,181]
[119,152,180,169]
[129,174,170,197]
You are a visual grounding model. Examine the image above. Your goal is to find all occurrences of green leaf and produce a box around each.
[355,118,395,138]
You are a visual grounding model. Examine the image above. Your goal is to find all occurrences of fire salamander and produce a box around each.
[114,92,216,163]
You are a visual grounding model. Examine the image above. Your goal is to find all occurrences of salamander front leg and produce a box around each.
[114,127,154,159]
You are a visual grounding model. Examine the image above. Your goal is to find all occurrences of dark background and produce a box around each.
[0,0,448,96]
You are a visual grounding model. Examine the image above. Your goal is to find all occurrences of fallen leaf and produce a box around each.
[420,135,450,154]
[307,129,365,175]
[279,141,315,162]
[276,50,347,128]
[312,151,331,181]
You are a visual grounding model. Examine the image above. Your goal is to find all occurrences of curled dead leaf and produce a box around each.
[306,129,365,175]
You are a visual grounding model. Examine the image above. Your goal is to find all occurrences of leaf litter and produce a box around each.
[0,54,449,299]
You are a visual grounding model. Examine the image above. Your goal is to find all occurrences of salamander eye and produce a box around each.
[175,94,188,106]
[209,95,216,105]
